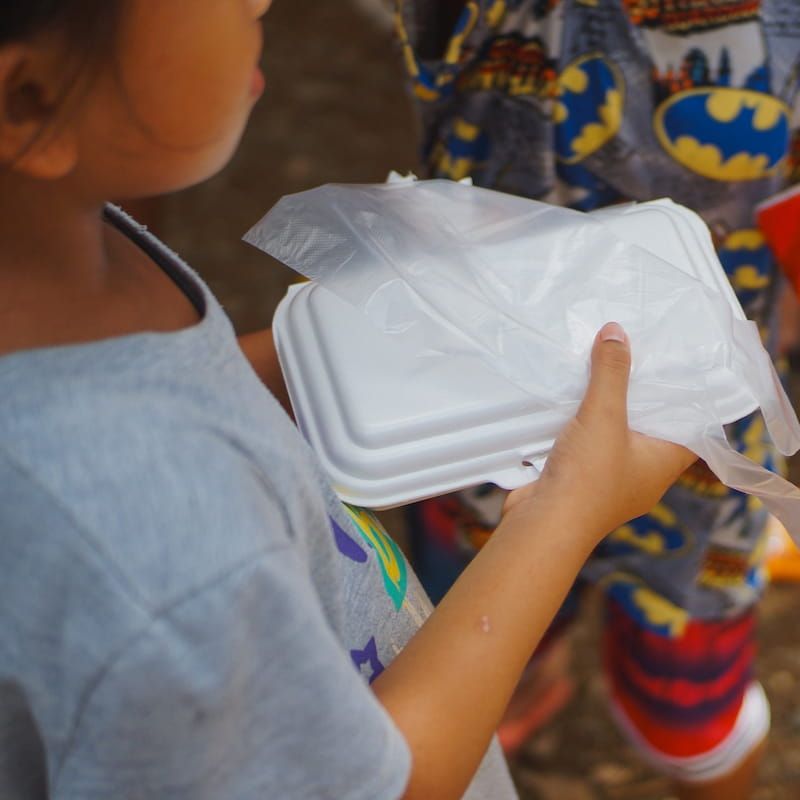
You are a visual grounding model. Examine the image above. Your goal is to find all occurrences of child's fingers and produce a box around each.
[577,322,631,428]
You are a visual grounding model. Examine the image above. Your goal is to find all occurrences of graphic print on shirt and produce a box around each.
[698,544,763,592]
[330,516,369,563]
[350,636,386,683]
[731,412,779,474]
[426,29,560,180]
[699,493,767,593]
[599,571,690,637]
[344,505,408,610]
[604,502,691,558]
[634,11,791,181]
[623,0,763,35]
[396,0,567,181]
[456,32,557,97]
[397,0,481,103]
[717,229,773,315]
[399,0,800,622]
[554,52,624,163]
[430,117,491,181]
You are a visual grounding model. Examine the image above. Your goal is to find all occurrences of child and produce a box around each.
[0,1,692,798]
[396,0,799,795]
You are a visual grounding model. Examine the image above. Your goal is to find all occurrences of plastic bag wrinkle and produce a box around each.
[245,179,800,536]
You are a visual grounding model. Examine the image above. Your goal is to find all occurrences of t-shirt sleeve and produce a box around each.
[55,547,411,800]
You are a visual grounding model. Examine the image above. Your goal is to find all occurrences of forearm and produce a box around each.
[372,492,596,800]
[378,323,693,798]
[237,328,293,417]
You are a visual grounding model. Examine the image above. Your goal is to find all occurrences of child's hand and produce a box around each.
[381,324,694,800]
[505,322,696,541]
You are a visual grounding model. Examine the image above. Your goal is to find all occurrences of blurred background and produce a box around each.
[150,1,800,797]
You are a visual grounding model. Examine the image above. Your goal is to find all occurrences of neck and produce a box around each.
[0,171,199,356]
[0,170,108,290]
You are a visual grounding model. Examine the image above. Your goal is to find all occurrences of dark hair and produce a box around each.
[0,0,122,52]
[0,1,124,159]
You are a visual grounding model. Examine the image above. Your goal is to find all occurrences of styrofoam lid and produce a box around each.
[272,201,758,509]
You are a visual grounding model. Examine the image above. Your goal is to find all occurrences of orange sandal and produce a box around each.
[765,516,800,583]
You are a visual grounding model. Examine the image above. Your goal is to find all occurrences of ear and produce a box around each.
[0,44,78,180]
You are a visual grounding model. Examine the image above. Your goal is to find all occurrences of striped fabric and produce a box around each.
[603,598,756,759]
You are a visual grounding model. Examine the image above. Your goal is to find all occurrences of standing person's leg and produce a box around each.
[592,420,775,799]
[673,740,767,800]
[603,598,768,800]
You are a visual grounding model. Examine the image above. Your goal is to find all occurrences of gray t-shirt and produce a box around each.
[0,207,516,800]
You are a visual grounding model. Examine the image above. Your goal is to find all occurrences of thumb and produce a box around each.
[577,322,632,428]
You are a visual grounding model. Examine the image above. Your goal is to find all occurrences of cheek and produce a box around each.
[132,55,253,151]
[74,1,260,194]
[116,3,258,154]
[77,69,254,196]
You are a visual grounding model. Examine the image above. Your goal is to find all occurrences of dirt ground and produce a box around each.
[156,1,800,796]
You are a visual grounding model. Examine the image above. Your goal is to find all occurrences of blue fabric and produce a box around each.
[0,208,422,799]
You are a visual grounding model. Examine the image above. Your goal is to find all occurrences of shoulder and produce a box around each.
[0,372,299,607]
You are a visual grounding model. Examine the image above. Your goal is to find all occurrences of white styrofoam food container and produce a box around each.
[273,200,757,509]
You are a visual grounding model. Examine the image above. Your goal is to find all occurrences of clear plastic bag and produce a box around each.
[245,177,800,536]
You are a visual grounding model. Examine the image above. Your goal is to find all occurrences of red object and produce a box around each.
[756,184,800,296]
[603,600,755,759]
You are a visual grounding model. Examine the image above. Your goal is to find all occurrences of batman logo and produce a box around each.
[604,502,688,558]
[554,54,624,164]
[600,573,689,637]
[654,88,790,181]
[431,117,490,180]
[717,229,773,309]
